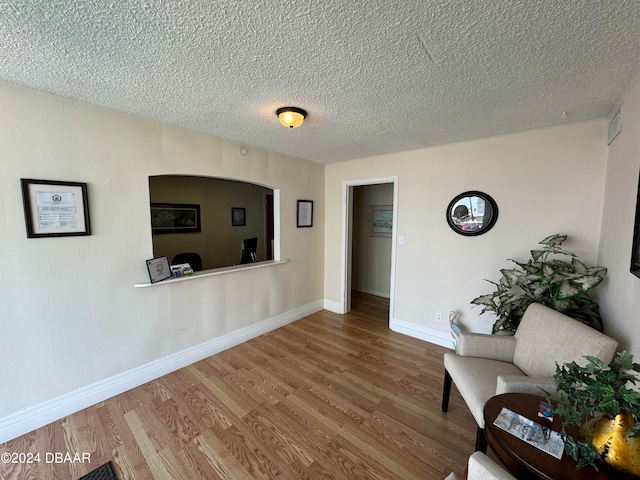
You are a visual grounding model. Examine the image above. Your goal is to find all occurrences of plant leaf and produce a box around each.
[544,245,577,257]
[556,280,582,299]
[530,249,545,262]
[542,264,555,278]
[573,274,605,291]
[500,268,523,288]
[572,258,588,274]
[510,259,538,274]
[539,234,567,246]
[470,294,497,308]
[613,350,635,370]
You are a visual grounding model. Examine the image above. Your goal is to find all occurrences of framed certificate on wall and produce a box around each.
[21,178,91,238]
[297,200,313,228]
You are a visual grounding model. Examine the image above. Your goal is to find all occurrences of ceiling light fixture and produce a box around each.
[276,107,307,129]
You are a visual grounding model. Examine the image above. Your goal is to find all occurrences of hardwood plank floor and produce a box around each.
[0,292,479,480]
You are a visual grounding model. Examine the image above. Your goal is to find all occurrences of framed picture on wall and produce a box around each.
[297,200,313,227]
[631,168,640,278]
[21,178,91,238]
[151,203,201,234]
[231,207,246,226]
[369,205,393,237]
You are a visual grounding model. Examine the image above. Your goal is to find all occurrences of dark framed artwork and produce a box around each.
[631,169,640,278]
[21,178,91,238]
[231,207,246,226]
[297,200,313,227]
[151,203,201,234]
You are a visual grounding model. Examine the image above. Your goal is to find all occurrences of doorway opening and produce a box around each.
[349,291,391,326]
[341,177,398,325]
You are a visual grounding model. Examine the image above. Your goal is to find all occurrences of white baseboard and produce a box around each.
[0,300,324,444]
[390,318,455,349]
[323,298,342,314]
[352,287,390,299]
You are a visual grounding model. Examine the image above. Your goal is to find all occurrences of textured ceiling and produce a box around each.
[2,1,640,164]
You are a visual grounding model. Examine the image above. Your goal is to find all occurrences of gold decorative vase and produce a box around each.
[581,410,640,476]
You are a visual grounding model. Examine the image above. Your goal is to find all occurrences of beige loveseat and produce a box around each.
[441,303,618,451]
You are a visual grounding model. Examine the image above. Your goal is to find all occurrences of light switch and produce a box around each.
[398,236,404,245]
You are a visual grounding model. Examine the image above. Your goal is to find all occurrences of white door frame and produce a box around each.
[340,176,398,324]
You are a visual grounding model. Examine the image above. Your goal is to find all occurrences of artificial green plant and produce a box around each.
[552,351,640,469]
[471,234,606,334]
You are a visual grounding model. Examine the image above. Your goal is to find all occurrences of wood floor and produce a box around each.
[0,292,478,480]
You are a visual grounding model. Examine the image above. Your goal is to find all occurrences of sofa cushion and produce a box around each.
[444,452,515,480]
[457,332,517,362]
[444,352,524,428]
[513,303,618,377]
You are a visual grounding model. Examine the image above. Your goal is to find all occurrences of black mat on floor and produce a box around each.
[78,461,117,480]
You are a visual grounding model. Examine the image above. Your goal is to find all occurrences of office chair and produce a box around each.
[171,252,203,271]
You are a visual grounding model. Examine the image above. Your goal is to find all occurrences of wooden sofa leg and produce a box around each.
[442,370,452,412]
[475,426,487,453]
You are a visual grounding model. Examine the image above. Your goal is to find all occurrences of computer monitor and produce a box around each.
[240,237,258,264]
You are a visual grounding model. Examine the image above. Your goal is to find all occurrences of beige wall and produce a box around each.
[0,82,324,423]
[597,75,640,358]
[325,121,608,336]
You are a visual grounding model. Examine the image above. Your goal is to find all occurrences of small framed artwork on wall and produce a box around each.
[232,207,246,226]
[631,168,640,278]
[369,205,392,237]
[297,200,313,227]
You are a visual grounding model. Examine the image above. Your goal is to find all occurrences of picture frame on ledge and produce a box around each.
[21,178,91,238]
[297,200,313,228]
[146,256,172,284]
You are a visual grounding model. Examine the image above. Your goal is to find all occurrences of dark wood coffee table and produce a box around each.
[484,393,629,480]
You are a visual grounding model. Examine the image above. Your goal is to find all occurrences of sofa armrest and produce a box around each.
[496,375,559,398]
[468,452,515,480]
[457,332,517,363]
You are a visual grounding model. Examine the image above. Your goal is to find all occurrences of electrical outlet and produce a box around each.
[435,312,442,322]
